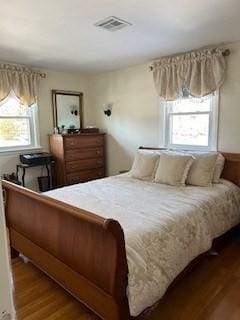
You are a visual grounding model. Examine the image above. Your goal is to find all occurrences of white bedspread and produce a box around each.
[46,175,240,316]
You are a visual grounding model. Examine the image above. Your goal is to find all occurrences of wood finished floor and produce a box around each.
[13,232,240,320]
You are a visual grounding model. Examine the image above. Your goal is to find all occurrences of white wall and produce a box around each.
[88,63,160,175]
[218,43,240,151]
[0,69,91,190]
[89,42,240,176]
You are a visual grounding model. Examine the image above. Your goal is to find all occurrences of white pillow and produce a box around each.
[154,153,194,186]
[186,153,218,187]
[129,151,160,181]
[213,153,225,183]
[183,151,224,184]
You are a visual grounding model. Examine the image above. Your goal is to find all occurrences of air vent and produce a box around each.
[94,16,131,32]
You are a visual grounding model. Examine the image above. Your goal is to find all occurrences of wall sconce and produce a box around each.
[70,104,78,116]
[104,103,113,117]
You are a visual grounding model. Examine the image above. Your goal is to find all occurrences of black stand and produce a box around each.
[16,162,54,188]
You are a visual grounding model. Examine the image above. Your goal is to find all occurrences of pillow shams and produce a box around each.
[129,151,160,180]
[186,153,218,187]
[183,151,225,184]
[154,153,194,186]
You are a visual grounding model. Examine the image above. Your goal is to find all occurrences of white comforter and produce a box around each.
[46,175,240,316]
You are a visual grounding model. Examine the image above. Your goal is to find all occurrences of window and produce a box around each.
[0,91,40,152]
[162,92,219,151]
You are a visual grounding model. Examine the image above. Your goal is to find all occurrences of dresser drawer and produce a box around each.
[64,135,104,150]
[65,147,104,161]
[66,158,104,173]
[66,168,105,184]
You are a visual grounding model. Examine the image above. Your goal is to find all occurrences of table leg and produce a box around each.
[46,164,50,189]
[22,167,26,187]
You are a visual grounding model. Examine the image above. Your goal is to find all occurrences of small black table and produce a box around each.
[16,162,53,188]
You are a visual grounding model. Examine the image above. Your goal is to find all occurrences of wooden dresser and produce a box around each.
[49,133,106,186]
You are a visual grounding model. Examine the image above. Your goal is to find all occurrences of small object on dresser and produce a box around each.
[81,127,99,133]
[68,128,81,134]
[53,127,59,134]
[61,125,68,134]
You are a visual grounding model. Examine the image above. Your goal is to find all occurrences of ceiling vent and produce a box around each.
[94,16,131,32]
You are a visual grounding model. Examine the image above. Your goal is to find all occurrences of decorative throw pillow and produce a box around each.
[154,153,194,186]
[183,151,225,184]
[212,153,225,183]
[186,153,218,187]
[129,151,160,181]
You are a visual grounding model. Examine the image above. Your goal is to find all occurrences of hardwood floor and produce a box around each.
[12,232,240,320]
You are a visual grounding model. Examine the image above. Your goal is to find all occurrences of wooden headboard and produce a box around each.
[139,147,240,187]
[221,153,240,187]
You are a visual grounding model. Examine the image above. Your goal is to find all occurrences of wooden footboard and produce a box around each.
[3,180,130,320]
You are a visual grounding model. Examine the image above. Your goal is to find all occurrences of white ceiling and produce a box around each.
[1,0,240,73]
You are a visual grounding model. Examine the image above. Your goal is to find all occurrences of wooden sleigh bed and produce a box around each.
[3,150,240,320]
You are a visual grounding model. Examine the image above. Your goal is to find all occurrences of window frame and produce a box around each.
[161,91,219,151]
[0,99,41,154]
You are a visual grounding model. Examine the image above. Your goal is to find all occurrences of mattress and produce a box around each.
[46,175,240,316]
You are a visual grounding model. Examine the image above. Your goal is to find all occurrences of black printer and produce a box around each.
[20,152,52,165]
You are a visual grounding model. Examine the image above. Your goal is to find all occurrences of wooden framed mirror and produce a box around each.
[52,90,83,132]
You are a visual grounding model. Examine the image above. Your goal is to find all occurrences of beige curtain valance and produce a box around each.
[0,63,45,106]
[152,47,227,101]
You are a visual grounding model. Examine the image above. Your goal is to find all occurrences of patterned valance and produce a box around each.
[0,63,45,106]
[152,47,227,101]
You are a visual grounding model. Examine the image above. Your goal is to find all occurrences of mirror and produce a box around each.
[52,90,83,132]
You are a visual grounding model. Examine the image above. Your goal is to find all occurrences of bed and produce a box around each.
[3,150,240,320]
